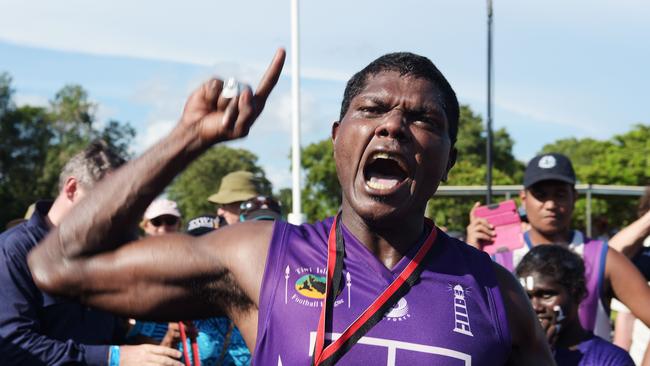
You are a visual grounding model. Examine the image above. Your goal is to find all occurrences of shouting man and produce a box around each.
[28,50,553,365]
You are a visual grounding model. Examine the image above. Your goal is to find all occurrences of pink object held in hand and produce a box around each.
[474,199,524,255]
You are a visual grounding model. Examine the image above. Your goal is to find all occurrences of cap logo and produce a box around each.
[187,216,215,231]
[538,155,556,169]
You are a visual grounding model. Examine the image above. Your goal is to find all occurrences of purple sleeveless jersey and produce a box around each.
[493,231,610,339]
[253,218,511,365]
[554,334,634,366]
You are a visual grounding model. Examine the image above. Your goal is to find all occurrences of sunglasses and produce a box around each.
[150,215,179,227]
[240,196,281,217]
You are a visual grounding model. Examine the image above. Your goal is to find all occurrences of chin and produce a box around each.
[353,195,422,226]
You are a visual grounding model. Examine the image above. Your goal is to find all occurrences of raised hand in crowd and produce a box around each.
[466,201,495,249]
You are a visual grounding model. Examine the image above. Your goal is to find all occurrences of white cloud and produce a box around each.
[263,163,292,192]
[135,119,176,152]
[13,93,48,107]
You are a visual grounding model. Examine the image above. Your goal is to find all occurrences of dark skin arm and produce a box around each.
[609,209,650,258]
[605,248,650,327]
[28,49,286,348]
[493,263,556,365]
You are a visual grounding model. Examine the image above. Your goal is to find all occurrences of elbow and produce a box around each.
[27,248,81,297]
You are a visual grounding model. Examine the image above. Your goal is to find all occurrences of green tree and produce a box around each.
[541,124,650,234]
[427,106,523,231]
[167,145,272,220]
[0,75,135,228]
[300,139,340,221]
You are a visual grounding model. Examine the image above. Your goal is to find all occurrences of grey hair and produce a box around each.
[58,140,126,191]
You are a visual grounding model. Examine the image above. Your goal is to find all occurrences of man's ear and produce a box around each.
[519,190,527,210]
[62,177,78,201]
[331,121,340,142]
[331,121,340,159]
[442,147,457,182]
[572,187,578,205]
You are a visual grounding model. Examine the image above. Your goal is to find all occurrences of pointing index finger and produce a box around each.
[254,48,286,109]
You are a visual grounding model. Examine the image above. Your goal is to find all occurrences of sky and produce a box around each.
[0,0,648,191]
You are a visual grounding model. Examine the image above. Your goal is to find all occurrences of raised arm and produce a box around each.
[609,209,650,258]
[493,263,556,365]
[27,49,286,321]
[606,248,650,328]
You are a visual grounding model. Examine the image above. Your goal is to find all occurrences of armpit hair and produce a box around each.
[189,268,254,315]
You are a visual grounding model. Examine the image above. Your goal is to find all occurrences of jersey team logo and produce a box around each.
[284,265,347,308]
[383,297,411,321]
[450,284,474,337]
[295,274,326,299]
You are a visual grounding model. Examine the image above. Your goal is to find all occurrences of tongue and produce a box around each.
[367,174,401,189]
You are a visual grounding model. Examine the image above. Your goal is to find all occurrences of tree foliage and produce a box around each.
[427,106,523,231]
[541,125,650,233]
[300,139,340,221]
[0,73,135,228]
[167,145,272,221]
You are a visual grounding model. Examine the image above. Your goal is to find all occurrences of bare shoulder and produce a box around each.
[196,220,277,305]
[491,262,555,365]
[492,262,530,318]
[605,245,629,274]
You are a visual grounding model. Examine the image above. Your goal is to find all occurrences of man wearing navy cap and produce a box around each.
[467,152,650,342]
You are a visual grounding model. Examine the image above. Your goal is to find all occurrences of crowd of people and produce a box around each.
[1,48,648,365]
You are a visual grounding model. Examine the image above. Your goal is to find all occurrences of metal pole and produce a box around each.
[288,0,306,224]
[586,184,592,237]
[486,0,494,204]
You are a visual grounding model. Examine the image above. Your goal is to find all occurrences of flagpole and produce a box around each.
[288,0,306,224]
[486,0,494,204]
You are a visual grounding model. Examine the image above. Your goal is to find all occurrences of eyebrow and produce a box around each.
[358,95,444,116]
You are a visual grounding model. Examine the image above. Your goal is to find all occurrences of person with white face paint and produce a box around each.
[516,245,633,366]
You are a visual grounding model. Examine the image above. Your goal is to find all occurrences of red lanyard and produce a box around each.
[311,215,438,366]
[179,321,201,366]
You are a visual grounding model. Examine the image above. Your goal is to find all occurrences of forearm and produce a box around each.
[28,125,207,289]
[63,125,205,257]
[609,210,650,257]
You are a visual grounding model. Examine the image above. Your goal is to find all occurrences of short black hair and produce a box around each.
[515,245,587,302]
[339,52,459,144]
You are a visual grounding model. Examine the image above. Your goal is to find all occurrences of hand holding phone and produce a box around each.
[472,199,524,255]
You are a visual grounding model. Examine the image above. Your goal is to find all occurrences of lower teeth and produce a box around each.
[367,178,399,190]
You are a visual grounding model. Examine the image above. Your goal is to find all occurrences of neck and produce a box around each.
[340,207,425,270]
[46,195,69,228]
[555,321,589,349]
[529,227,573,246]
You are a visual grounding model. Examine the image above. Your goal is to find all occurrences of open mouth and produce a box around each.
[363,152,409,192]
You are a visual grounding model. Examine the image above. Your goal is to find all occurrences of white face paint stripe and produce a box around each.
[553,305,566,322]
[526,276,534,291]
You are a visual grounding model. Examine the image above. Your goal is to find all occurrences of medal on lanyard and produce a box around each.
[311,214,438,366]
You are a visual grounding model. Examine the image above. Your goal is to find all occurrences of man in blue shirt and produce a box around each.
[0,140,183,366]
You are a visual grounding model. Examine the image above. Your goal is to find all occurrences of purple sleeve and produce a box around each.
[0,237,109,365]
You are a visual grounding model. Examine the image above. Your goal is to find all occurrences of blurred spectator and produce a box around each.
[610,187,650,365]
[129,214,253,365]
[516,245,633,366]
[208,171,260,226]
[0,140,182,365]
[239,195,282,222]
[141,199,182,236]
[467,153,650,341]
[129,199,183,350]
